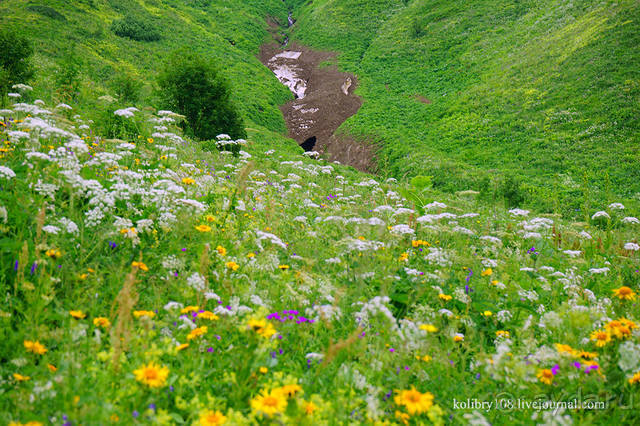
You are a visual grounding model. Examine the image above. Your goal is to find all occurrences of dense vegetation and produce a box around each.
[287,0,640,216]
[1,1,640,425]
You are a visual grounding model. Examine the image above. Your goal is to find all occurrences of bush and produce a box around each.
[0,29,34,102]
[111,73,142,104]
[157,49,246,140]
[111,16,161,42]
[54,51,83,103]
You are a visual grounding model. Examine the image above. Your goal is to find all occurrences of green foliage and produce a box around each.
[53,51,83,103]
[110,73,142,104]
[26,4,66,21]
[157,49,247,140]
[410,175,432,190]
[0,28,33,101]
[110,16,161,42]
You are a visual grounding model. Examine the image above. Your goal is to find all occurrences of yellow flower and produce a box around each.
[147,138,154,144]
[629,371,640,385]
[45,249,61,259]
[198,311,219,320]
[225,261,239,271]
[278,264,290,270]
[419,324,438,333]
[482,310,492,317]
[205,215,216,223]
[453,333,464,342]
[23,340,47,355]
[481,268,493,277]
[590,329,611,347]
[537,369,554,385]
[216,246,227,256]
[182,177,195,185]
[131,261,149,272]
[195,224,212,232]
[197,410,227,426]
[438,294,452,301]
[496,330,510,338]
[612,286,636,301]
[181,306,200,314]
[416,354,432,362]
[93,317,111,328]
[13,373,30,382]
[250,389,288,416]
[247,319,277,339]
[577,350,598,360]
[259,367,268,374]
[133,310,156,319]
[554,343,574,355]
[276,383,303,398]
[247,253,255,258]
[187,326,208,340]
[393,387,434,415]
[395,410,410,425]
[177,343,190,351]
[133,362,169,388]
[69,310,86,319]
[303,401,318,415]
[47,364,57,372]
[398,253,409,262]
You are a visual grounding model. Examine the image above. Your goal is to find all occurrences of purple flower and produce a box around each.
[30,262,37,274]
[13,260,18,271]
[133,411,139,418]
[573,362,581,369]
[551,364,559,375]
[149,403,156,411]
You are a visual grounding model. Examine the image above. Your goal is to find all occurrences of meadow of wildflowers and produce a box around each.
[1,96,639,425]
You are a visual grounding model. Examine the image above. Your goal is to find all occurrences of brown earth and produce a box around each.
[259,41,377,173]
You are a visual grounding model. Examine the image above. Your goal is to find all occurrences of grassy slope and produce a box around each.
[288,0,640,216]
[0,0,297,140]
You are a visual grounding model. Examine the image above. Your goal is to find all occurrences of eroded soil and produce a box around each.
[259,41,377,173]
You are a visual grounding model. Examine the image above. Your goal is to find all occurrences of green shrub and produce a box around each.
[157,49,246,141]
[111,73,142,104]
[0,28,34,103]
[54,51,82,103]
[110,16,161,42]
[26,5,66,21]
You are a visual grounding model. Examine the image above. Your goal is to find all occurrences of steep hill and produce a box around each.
[287,0,640,215]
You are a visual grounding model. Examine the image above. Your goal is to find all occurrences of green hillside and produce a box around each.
[288,0,640,216]
[0,0,295,141]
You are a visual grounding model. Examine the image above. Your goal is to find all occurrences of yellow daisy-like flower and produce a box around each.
[416,354,432,362]
[131,261,149,272]
[195,224,212,232]
[453,333,464,342]
[481,268,493,277]
[612,286,636,301]
[225,261,239,271]
[47,364,57,372]
[133,310,156,319]
[23,340,47,355]
[147,138,154,144]
[495,330,510,338]
[398,253,409,262]
[393,387,434,415]
[537,369,554,385]
[590,329,611,347]
[303,401,318,415]
[438,294,452,301]
[45,249,61,259]
[216,246,227,256]
[577,350,598,360]
[278,264,290,270]
[395,410,410,425]
[554,343,574,355]
[205,215,217,223]
[177,343,190,351]
[182,177,195,185]
[259,367,268,374]
[247,319,277,339]
[606,320,632,340]
[629,371,640,385]
[250,389,288,416]
[198,311,219,320]
[197,409,227,426]
[69,310,86,319]
[13,373,30,382]
[93,317,111,328]
[181,306,200,314]
[482,311,493,317]
[187,326,208,340]
[133,362,169,388]
[246,253,256,258]
[419,324,438,333]
[276,383,303,398]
